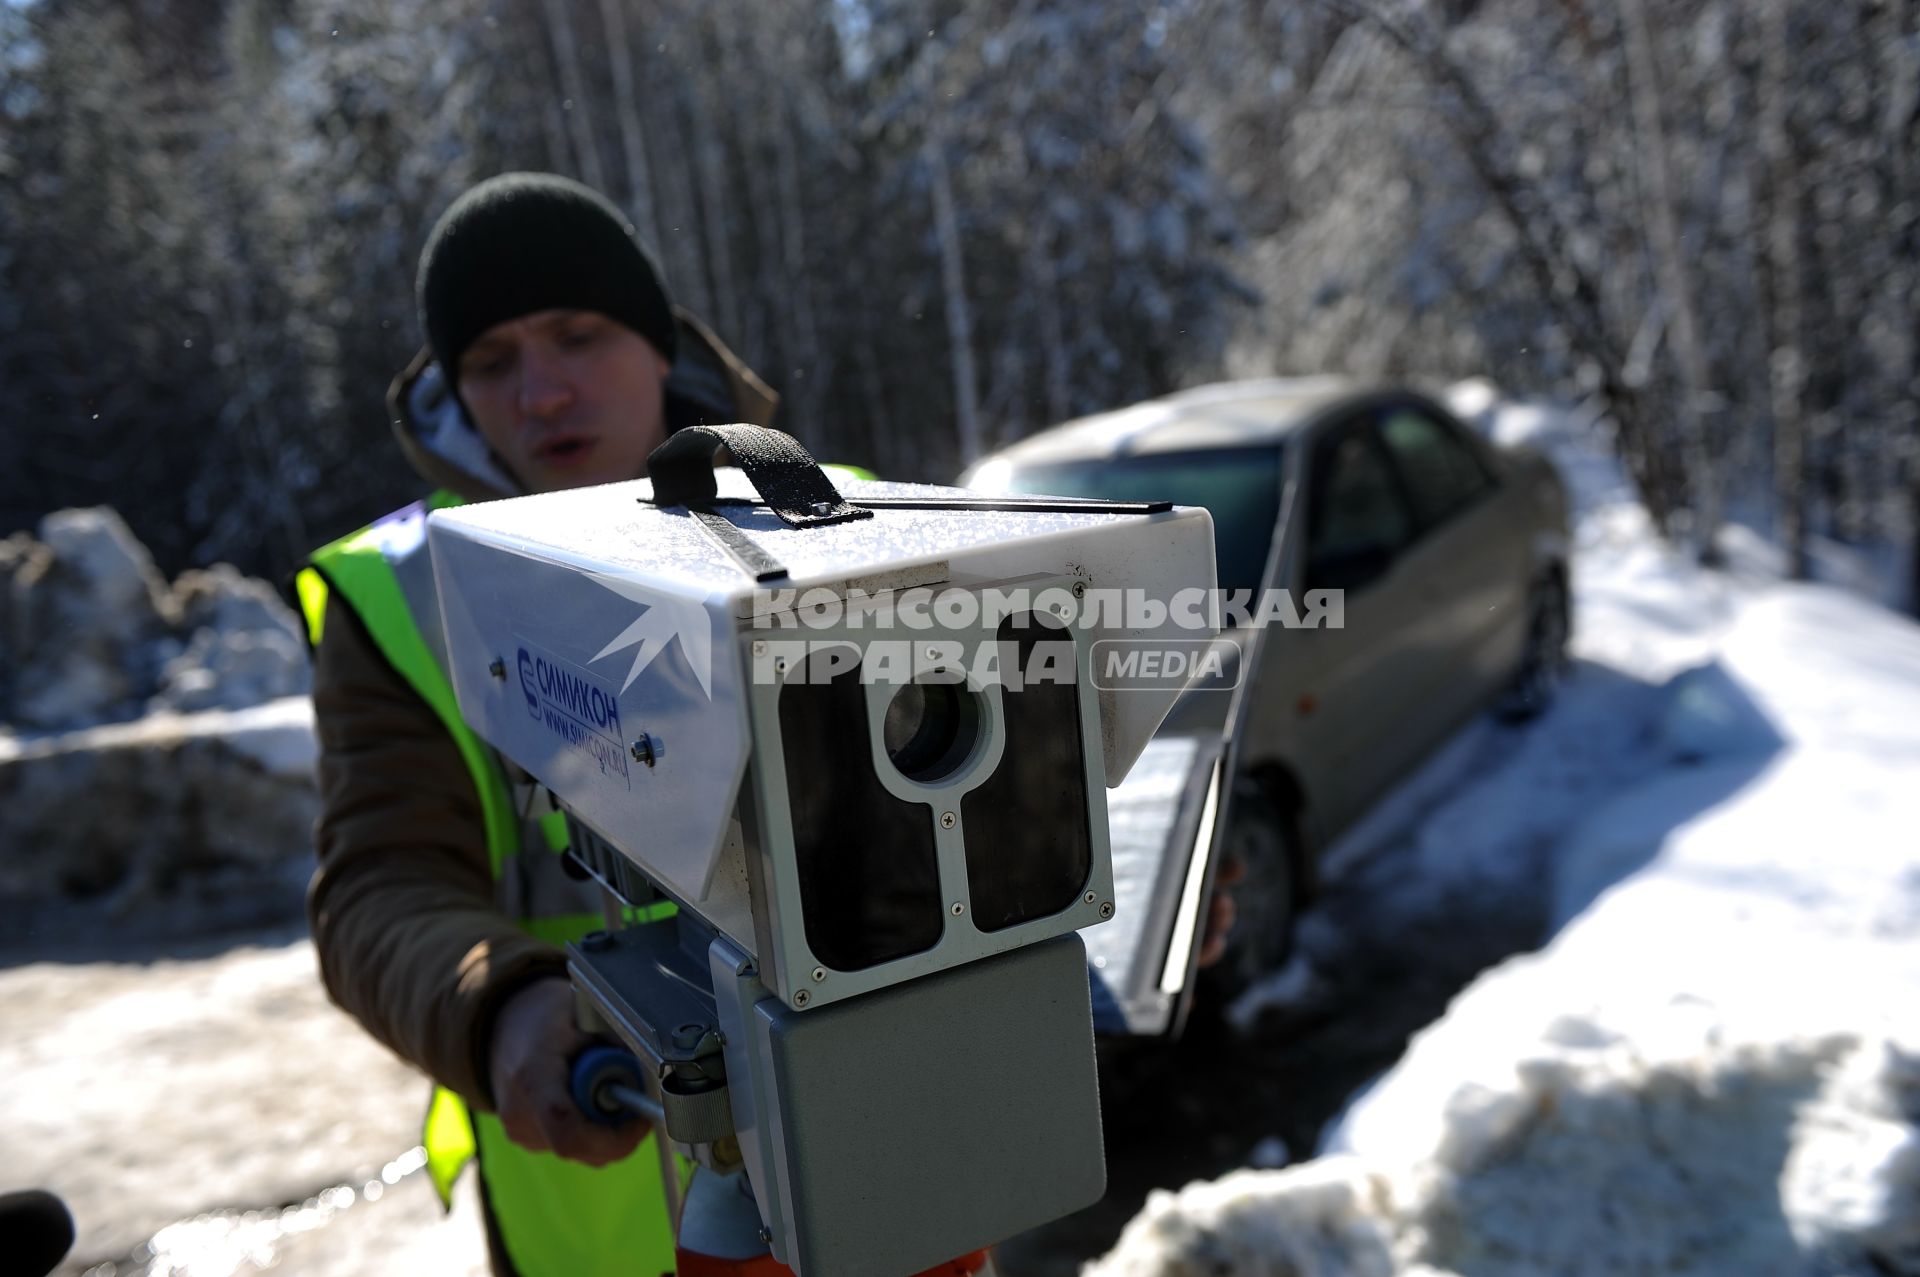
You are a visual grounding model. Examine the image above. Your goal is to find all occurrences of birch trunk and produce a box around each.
[1894,0,1920,614]
[542,100,571,177]
[596,0,660,250]
[771,89,826,435]
[540,0,608,193]
[1619,0,1720,563]
[925,136,982,468]
[687,71,742,343]
[733,81,789,423]
[856,327,894,476]
[657,79,715,325]
[1030,222,1071,423]
[1761,0,1809,579]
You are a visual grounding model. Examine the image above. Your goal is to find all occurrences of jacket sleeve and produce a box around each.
[306,591,567,1109]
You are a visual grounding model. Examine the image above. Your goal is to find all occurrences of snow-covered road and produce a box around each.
[1089,397,1920,1276]
[0,929,485,1276]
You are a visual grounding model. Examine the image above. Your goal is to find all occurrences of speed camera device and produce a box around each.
[429,425,1216,1277]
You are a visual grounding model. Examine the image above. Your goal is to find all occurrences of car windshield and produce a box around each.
[987,446,1282,595]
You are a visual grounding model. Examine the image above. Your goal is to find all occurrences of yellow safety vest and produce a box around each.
[299,490,679,1277]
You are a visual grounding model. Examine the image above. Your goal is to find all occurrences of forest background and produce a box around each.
[2,0,1915,612]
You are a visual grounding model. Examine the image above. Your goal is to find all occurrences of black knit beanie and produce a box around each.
[417,173,677,375]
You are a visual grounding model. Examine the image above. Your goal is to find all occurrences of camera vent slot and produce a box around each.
[563,811,659,908]
[962,613,1093,931]
[781,651,943,971]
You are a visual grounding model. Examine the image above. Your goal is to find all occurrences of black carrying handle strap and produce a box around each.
[647,423,872,529]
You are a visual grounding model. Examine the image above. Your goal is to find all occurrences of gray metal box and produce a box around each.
[751,934,1104,1276]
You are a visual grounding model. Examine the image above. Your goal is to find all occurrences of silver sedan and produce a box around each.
[964,378,1572,1021]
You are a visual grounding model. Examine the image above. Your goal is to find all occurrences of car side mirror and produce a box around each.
[1307,542,1395,594]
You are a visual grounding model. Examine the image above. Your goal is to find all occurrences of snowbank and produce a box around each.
[0,696,317,914]
[0,508,318,923]
[1089,400,1920,1276]
[1,509,310,732]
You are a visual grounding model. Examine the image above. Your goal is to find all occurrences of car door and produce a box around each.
[1372,400,1531,733]
[1275,412,1427,837]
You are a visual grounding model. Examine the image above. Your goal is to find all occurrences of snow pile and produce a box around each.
[1,508,311,733]
[0,697,318,916]
[1089,400,1920,1277]
[1095,1028,1919,1277]
[0,508,319,921]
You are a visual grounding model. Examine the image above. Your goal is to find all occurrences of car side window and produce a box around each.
[1306,425,1414,592]
[1376,406,1494,529]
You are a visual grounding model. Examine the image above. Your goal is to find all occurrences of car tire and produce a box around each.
[1498,570,1570,722]
[1194,785,1298,1013]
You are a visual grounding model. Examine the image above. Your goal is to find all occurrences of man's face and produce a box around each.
[455,308,672,494]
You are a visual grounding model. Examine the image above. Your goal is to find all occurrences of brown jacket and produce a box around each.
[307,313,777,1108]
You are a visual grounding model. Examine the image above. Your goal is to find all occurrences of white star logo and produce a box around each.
[587,576,714,699]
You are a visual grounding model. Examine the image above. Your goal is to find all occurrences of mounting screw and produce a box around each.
[811,967,826,982]
[925,646,939,661]
[488,658,506,681]
[629,733,663,767]
[1098,902,1115,920]
[793,989,812,1007]
[951,901,966,917]
[582,930,613,952]
[753,641,767,657]
[1072,581,1086,599]
[939,811,956,830]
[1084,891,1097,904]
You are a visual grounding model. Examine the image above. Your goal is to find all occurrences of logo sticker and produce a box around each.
[516,640,631,788]
[517,649,539,718]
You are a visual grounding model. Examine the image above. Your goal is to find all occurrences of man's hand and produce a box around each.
[1195,849,1247,969]
[488,977,648,1166]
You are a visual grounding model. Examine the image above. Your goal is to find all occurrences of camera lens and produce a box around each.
[883,680,981,783]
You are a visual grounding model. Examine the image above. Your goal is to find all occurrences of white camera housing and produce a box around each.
[429,471,1216,1007]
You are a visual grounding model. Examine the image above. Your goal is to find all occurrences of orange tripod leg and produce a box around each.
[671,1246,993,1276]
[670,1246,796,1277]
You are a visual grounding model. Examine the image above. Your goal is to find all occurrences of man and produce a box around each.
[302,172,1240,1277]
[299,173,777,1277]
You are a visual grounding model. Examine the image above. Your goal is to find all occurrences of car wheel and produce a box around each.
[1498,570,1570,721]
[1196,785,1298,1010]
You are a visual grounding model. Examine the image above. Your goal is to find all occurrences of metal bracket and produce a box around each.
[567,921,734,1148]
